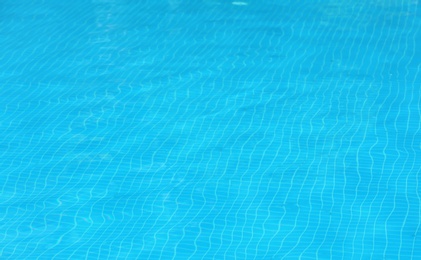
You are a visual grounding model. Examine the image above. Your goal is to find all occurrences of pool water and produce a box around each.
[1,0,421,259]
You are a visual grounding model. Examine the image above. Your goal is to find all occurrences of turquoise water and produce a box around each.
[1,0,420,259]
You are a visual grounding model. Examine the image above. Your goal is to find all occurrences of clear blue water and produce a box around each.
[1,0,421,259]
